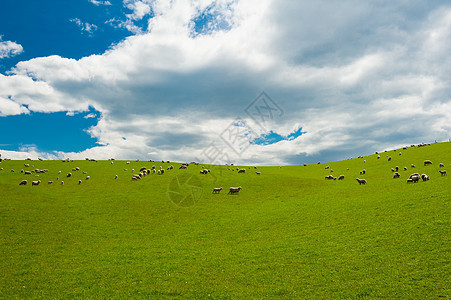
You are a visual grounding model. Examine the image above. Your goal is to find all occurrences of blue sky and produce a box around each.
[0,0,450,164]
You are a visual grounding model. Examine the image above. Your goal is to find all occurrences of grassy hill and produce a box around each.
[0,142,450,298]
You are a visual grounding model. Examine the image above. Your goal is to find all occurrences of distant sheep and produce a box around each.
[424,160,433,166]
[61,181,64,185]
[338,175,344,180]
[228,186,242,194]
[439,163,444,168]
[360,169,366,175]
[238,169,246,173]
[404,167,407,171]
[393,172,401,178]
[411,164,415,168]
[24,171,32,175]
[439,170,447,176]
[377,155,380,159]
[32,180,41,186]
[356,178,367,185]
[85,176,90,180]
[395,166,399,172]
[78,180,82,184]
[256,171,261,175]
[67,173,72,178]
[388,157,392,161]
[325,175,334,180]
[19,180,27,185]
[115,175,118,179]
[212,187,223,194]
[421,174,429,181]
[409,174,420,183]
[48,181,53,184]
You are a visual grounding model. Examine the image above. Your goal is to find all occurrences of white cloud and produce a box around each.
[70,18,98,34]
[1,0,451,164]
[89,0,112,6]
[0,37,23,59]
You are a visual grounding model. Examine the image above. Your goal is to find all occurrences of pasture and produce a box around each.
[0,142,450,298]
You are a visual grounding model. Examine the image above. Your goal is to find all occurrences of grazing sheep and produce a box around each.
[439,163,444,168]
[360,169,366,175]
[391,168,395,172]
[228,186,242,194]
[48,181,53,184]
[24,164,30,167]
[411,164,415,168]
[238,168,246,173]
[19,180,27,185]
[24,171,32,175]
[256,171,261,175]
[410,174,420,183]
[83,171,87,174]
[57,177,59,181]
[377,155,380,159]
[388,157,392,161]
[356,178,367,185]
[364,160,366,163]
[325,175,334,180]
[424,160,433,166]
[86,176,90,180]
[407,178,413,183]
[212,187,223,194]
[132,175,141,180]
[32,180,41,186]
[61,181,64,185]
[115,175,118,179]
[67,173,72,178]
[393,172,401,178]
[58,171,61,174]
[325,166,329,169]
[127,161,130,164]
[158,169,165,175]
[439,170,447,176]
[78,180,82,184]
[404,167,407,171]
[75,167,80,171]
[11,169,14,172]
[338,175,345,180]
[395,166,399,172]
[421,174,429,181]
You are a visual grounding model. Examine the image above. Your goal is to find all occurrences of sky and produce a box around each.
[0,0,450,165]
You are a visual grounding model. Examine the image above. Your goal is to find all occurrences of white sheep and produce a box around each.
[411,164,415,168]
[256,172,261,175]
[79,180,82,184]
[238,169,246,173]
[19,180,27,185]
[424,160,432,166]
[325,175,334,180]
[404,167,407,171]
[32,180,41,186]
[86,176,90,180]
[48,181,53,184]
[439,163,444,168]
[61,181,64,185]
[67,173,72,178]
[393,172,401,178]
[439,170,447,176]
[388,157,392,161]
[228,186,242,194]
[355,178,367,185]
[338,175,345,180]
[115,175,118,179]
[212,187,223,194]
[421,174,429,181]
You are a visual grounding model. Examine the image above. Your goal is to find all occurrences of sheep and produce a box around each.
[409,174,420,183]
[57,177,59,181]
[212,187,223,194]
[75,167,80,171]
[115,175,118,179]
[86,176,90,180]
[360,169,366,175]
[388,157,392,161]
[58,171,61,174]
[407,178,413,183]
[24,164,30,167]
[256,171,261,175]
[19,180,27,185]
[11,169,15,172]
[126,161,130,164]
[330,169,334,172]
[32,180,41,186]
[439,170,447,176]
[403,167,407,171]
[158,169,165,175]
[338,175,345,180]
[423,160,433,166]
[377,155,380,159]
[67,173,72,178]
[132,175,141,180]
[421,174,429,181]
[228,186,242,194]
[391,168,395,172]
[395,166,399,172]
[48,181,53,184]
[83,171,87,174]
[325,166,329,169]
[393,172,401,178]
[364,160,366,163]
[24,171,32,175]
[325,175,334,180]
[78,180,82,184]
[439,163,444,168]
[356,178,367,185]
[411,164,415,168]
[61,181,64,185]
[238,168,246,173]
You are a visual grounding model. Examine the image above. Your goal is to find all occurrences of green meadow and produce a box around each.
[1,142,450,299]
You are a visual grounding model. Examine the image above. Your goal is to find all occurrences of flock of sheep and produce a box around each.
[321,144,448,186]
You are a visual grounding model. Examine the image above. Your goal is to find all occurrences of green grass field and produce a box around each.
[1,142,450,299]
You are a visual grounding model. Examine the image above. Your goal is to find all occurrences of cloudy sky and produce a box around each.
[0,0,450,165]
